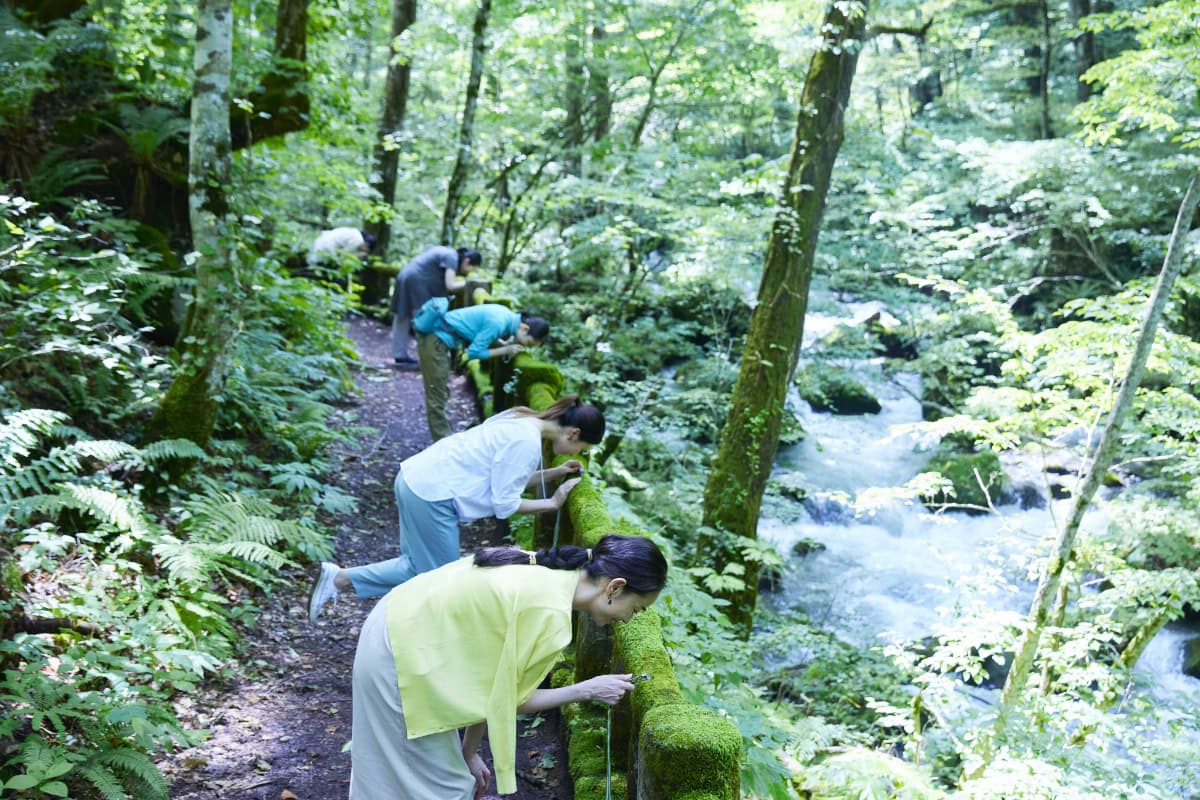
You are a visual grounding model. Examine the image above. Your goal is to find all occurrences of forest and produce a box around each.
[1,0,1199,798]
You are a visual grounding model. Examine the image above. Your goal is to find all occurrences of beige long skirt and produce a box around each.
[349,599,476,800]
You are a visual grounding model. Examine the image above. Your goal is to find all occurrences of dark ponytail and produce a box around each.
[474,534,667,594]
[520,312,549,342]
[510,394,605,445]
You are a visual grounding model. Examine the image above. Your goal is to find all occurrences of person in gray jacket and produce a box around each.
[390,246,481,364]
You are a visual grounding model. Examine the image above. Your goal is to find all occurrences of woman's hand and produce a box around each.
[504,343,525,357]
[557,459,584,479]
[553,477,582,508]
[580,674,635,706]
[463,751,491,799]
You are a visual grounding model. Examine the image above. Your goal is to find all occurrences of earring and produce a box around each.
[607,595,613,605]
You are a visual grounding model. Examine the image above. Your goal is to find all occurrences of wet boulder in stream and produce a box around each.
[795,363,882,415]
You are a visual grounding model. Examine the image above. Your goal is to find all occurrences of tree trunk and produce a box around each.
[229,0,310,149]
[563,11,586,176]
[1039,0,1053,138]
[972,169,1200,776]
[365,0,418,266]
[1069,0,1096,100]
[147,0,238,448]
[441,0,492,246]
[589,20,612,140]
[698,0,868,629]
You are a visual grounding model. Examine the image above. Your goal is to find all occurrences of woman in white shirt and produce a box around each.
[308,395,604,621]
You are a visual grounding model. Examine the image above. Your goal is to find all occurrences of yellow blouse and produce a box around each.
[384,557,579,795]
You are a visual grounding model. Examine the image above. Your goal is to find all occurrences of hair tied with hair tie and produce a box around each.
[528,552,537,566]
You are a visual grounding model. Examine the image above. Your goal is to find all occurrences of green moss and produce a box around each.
[794,363,882,415]
[564,702,626,800]
[465,359,494,418]
[511,358,565,408]
[615,612,684,723]
[922,443,1004,512]
[640,704,741,800]
[568,478,614,543]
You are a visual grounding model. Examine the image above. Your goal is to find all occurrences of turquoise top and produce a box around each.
[435,303,520,360]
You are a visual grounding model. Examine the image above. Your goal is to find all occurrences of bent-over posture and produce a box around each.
[417,302,548,441]
[349,534,667,798]
[308,396,604,621]
[391,245,480,364]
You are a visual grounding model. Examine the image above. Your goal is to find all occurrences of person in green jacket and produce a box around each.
[349,534,667,799]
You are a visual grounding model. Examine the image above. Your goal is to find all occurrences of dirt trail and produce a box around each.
[161,316,571,800]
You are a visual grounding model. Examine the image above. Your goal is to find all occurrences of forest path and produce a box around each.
[160,315,571,800]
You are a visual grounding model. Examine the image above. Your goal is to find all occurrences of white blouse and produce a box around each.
[400,413,542,521]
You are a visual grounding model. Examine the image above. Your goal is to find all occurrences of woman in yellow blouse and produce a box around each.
[349,534,667,799]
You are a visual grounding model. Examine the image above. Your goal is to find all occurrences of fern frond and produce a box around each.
[56,483,154,537]
[140,439,207,464]
[96,747,168,800]
[0,408,69,468]
[79,764,133,800]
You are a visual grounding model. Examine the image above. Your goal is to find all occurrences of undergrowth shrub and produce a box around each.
[0,196,357,798]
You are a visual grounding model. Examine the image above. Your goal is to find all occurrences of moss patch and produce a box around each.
[922,443,1004,512]
[794,363,882,415]
[640,704,741,800]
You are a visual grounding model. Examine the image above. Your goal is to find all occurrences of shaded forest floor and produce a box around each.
[159,316,571,800]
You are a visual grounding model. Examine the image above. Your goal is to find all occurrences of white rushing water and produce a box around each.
[761,305,1200,696]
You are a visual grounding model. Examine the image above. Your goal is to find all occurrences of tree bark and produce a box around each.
[441,0,492,246]
[147,0,238,448]
[589,20,612,140]
[365,0,418,267]
[972,169,1200,776]
[229,0,311,149]
[698,0,868,629]
[1069,0,1096,100]
[563,11,586,176]
[1038,0,1053,138]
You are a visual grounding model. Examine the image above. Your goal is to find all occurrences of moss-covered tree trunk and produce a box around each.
[365,0,418,263]
[970,169,1200,777]
[147,0,238,448]
[441,0,492,245]
[699,0,868,629]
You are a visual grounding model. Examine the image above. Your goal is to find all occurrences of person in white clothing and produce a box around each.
[307,395,605,621]
[308,227,375,266]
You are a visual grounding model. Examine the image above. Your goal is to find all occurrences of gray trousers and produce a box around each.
[390,315,413,360]
[350,598,475,799]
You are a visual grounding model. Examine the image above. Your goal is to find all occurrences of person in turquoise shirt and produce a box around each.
[417,302,549,441]
[349,534,668,799]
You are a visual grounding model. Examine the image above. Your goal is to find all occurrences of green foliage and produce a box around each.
[0,196,174,432]
[0,197,352,797]
[1074,1,1200,148]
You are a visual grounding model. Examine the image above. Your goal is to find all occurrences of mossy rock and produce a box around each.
[794,364,881,415]
[779,411,806,445]
[1183,637,1200,680]
[767,473,807,503]
[921,443,1004,513]
[637,704,741,800]
[792,538,826,557]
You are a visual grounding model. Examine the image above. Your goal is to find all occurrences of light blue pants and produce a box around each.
[346,470,460,598]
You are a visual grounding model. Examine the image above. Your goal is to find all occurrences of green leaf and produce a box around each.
[41,780,71,797]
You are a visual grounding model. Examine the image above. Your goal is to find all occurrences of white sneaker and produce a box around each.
[308,562,340,622]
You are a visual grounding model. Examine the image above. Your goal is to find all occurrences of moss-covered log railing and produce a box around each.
[461,286,741,800]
